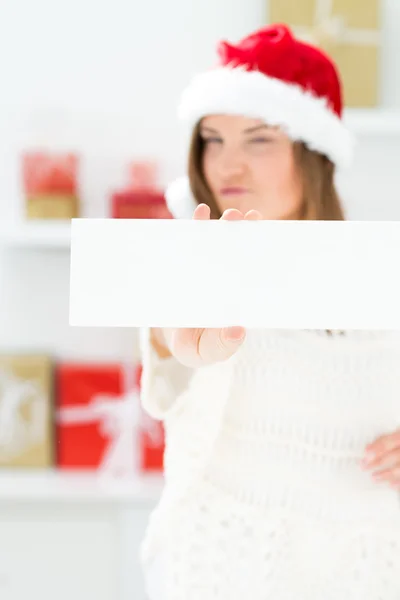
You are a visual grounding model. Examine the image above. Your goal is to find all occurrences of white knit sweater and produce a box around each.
[139,328,400,600]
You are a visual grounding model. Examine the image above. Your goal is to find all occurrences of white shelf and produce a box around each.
[0,470,164,504]
[0,219,131,250]
[0,220,71,249]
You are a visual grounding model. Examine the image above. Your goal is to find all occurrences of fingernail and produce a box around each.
[245,210,262,220]
[224,327,245,341]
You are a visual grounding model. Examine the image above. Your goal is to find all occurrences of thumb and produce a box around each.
[199,326,246,364]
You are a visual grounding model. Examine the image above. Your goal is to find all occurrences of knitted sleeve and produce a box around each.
[139,327,194,420]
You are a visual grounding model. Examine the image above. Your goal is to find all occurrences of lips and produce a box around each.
[219,187,248,195]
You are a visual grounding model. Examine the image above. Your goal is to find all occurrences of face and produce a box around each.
[200,114,303,219]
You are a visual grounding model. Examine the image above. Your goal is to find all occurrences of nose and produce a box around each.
[216,147,245,179]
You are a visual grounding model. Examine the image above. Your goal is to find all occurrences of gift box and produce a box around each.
[111,160,172,219]
[268,0,382,107]
[112,190,172,219]
[0,354,54,467]
[22,151,80,219]
[55,362,164,475]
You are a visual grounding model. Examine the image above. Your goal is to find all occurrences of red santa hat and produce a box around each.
[166,24,355,219]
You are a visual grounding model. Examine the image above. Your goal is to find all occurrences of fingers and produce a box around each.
[221,208,244,220]
[172,326,246,368]
[193,204,211,220]
[169,328,206,368]
[222,326,246,342]
[362,430,400,490]
[371,465,400,489]
[197,327,246,364]
[365,430,400,461]
[244,209,263,220]
[194,205,263,221]
[221,208,263,220]
[221,209,262,220]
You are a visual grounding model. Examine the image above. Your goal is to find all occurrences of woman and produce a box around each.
[140,24,400,600]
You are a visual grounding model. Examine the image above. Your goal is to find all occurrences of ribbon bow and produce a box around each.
[57,364,162,479]
[0,368,46,460]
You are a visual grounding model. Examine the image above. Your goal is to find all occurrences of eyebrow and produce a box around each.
[200,124,273,134]
[243,124,271,134]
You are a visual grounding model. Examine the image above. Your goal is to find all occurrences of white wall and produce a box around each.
[0,0,400,359]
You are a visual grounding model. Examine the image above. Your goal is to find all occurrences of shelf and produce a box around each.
[0,220,71,249]
[344,108,400,135]
[0,470,164,504]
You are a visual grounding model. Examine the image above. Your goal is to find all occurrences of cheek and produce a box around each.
[253,153,302,206]
[253,152,288,185]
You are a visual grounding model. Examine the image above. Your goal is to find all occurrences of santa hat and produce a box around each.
[166,24,355,219]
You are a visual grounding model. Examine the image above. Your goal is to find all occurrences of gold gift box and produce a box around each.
[0,355,54,467]
[26,194,79,220]
[268,0,382,107]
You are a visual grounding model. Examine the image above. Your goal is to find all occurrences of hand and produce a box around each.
[362,429,400,490]
[161,204,262,369]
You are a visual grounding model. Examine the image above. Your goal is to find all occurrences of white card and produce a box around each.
[69,218,400,329]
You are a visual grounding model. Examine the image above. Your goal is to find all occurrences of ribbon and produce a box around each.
[56,363,162,479]
[294,0,381,47]
[0,368,47,461]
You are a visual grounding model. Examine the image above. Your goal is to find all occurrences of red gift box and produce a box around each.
[55,362,164,474]
[111,190,172,219]
[110,160,172,219]
[21,151,80,219]
[22,152,78,195]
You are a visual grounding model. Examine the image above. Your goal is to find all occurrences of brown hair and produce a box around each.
[187,122,345,221]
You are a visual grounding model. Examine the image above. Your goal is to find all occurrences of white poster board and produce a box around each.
[69,218,400,330]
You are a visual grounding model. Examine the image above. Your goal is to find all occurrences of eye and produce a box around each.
[203,136,223,145]
[249,137,273,144]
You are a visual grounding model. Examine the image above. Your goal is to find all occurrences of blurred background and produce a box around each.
[0,0,399,598]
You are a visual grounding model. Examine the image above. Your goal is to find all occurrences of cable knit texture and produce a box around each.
[139,328,400,600]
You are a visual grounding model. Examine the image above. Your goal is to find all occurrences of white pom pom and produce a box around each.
[165,176,198,219]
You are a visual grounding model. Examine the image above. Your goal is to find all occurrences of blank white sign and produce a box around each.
[69,218,400,329]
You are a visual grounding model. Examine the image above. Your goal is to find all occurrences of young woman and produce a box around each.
[140,24,400,600]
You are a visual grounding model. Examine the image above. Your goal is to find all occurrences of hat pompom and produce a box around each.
[165,176,197,219]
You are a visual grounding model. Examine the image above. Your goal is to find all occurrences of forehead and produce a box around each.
[200,114,266,131]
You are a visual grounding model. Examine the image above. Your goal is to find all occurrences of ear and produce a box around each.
[165,176,198,219]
